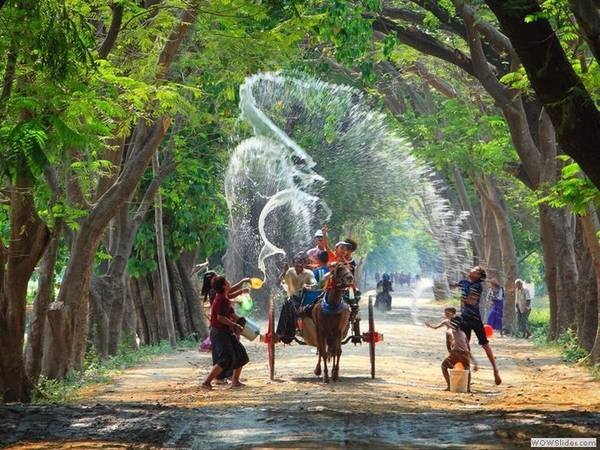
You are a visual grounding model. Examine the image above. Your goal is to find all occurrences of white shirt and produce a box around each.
[283,268,316,297]
[516,286,531,312]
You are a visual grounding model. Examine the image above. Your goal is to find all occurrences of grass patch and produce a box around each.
[33,337,197,404]
[529,307,600,378]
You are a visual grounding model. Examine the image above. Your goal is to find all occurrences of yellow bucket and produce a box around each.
[250,277,264,289]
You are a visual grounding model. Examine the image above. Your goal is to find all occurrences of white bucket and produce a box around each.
[240,318,260,341]
[448,368,470,393]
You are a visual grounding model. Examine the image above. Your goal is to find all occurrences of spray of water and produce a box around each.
[224,72,472,300]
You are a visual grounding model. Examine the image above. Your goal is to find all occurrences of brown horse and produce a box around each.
[311,263,354,383]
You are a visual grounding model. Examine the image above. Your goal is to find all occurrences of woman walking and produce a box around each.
[485,278,504,335]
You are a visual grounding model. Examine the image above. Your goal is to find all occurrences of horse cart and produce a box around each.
[260,264,384,382]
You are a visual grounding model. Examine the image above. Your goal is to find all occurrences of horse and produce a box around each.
[311,263,354,383]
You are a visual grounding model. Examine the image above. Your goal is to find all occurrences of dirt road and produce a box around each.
[2,292,600,449]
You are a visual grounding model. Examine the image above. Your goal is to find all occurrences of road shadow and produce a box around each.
[2,403,599,450]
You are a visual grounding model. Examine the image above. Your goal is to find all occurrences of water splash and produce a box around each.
[224,72,472,292]
[410,277,435,325]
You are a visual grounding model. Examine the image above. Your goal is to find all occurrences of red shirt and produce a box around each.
[210,292,234,331]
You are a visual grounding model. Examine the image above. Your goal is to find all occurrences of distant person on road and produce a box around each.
[450,266,502,386]
[485,278,505,335]
[201,276,249,390]
[515,279,532,339]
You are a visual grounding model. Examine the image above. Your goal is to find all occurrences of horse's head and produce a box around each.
[330,263,354,290]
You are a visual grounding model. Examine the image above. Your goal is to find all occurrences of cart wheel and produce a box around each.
[368,296,375,379]
[268,296,275,380]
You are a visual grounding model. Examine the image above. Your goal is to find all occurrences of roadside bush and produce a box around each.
[529,307,589,364]
[33,339,196,404]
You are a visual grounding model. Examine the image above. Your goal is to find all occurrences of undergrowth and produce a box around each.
[33,337,197,404]
[529,307,600,379]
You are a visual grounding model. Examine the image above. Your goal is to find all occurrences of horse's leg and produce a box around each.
[322,334,329,383]
[313,310,323,377]
[332,336,342,381]
[333,310,349,381]
[331,352,338,381]
[314,348,322,377]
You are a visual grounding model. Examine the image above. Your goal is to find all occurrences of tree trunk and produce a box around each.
[24,222,62,386]
[0,169,49,401]
[453,167,483,262]
[574,217,598,351]
[569,0,600,63]
[539,205,559,340]
[167,259,191,339]
[554,211,578,333]
[580,206,600,362]
[473,174,518,331]
[152,153,177,348]
[128,276,148,346]
[120,279,138,349]
[43,118,171,379]
[481,200,502,280]
[176,258,207,339]
[137,275,160,345]
[486,176,518,333]
[89,276,111,358]
[485,0,600,190]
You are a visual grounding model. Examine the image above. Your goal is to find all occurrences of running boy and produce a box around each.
[450,266,501,385]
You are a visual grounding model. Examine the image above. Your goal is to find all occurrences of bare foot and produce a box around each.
[214,378,229,385]
[200,382,213,390]
[230,382,246,388]
[494,371,502,385]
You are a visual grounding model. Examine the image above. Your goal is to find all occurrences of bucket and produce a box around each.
[448,368,470,393]
[240,318,260,341]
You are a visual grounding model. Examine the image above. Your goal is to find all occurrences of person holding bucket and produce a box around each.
[442,316,472,392]
[201,276,249,390]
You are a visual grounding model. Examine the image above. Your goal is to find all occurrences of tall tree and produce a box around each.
[484,0,600,190]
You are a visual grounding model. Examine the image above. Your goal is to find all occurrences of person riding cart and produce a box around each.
[276,254,317,343]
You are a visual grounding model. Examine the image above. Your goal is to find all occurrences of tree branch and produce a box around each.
[90,117,171,230]
[0,41,17,116]
[406,0,507,71]
[372,16,476,77]
[569,0,600,63]
[463,11,542,185]
[452,0,517,65]
[156,7,198,80]
[411,61,458,99]
[485,0,600,190]
[381,6,458,35]
[98,3,124,59]
[132,158,176,226]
